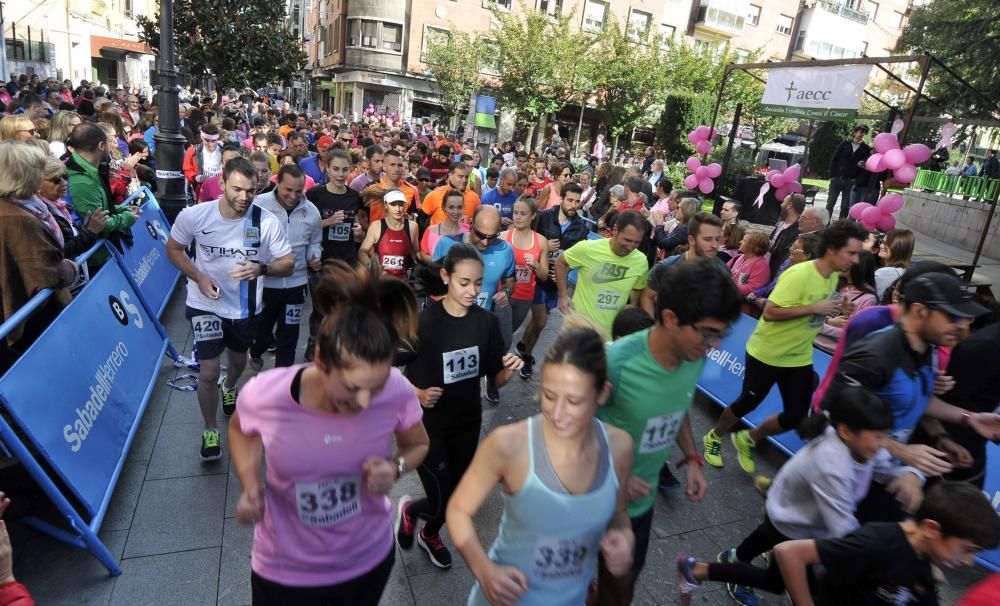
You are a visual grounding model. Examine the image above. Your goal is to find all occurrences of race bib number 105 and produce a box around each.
[294,476,361,527]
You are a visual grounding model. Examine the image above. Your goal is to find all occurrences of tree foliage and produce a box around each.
[807,121,853,179]
[424,32,486,123]
[899,0,1000,118]
[137,0,307,90]
[588,19,667,155]
[656,92,714,161]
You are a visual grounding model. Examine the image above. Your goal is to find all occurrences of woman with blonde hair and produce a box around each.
[874,228,915,300]
[48,110,82,158]
[0,115,39,142]
[37,156,108,259]
[0,142,79,368]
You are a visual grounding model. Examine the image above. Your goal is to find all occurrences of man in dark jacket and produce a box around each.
[768,193,806,278]
[826,125,870,220]
[980,149,999,180]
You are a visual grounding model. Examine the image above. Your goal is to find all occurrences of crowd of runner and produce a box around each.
[1,78,1000,605]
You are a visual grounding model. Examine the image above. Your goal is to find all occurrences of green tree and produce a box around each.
[424,32,486,126]
[589,19,667,158]
[489,3,594,146]
[807,121,853,179]
[899,0,1000,118]
[137,0,307,90]
[656,92,714,162]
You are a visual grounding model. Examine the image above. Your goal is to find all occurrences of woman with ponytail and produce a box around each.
[677,385,908,603]
[229,273,429,605]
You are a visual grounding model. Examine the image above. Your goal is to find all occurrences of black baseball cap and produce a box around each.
[902,272,988,318]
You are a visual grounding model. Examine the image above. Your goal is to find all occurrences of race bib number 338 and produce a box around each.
[294,476,361,527]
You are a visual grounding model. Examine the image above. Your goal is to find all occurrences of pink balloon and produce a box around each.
[694,125,711,141]
[876,214,896,232]
[687,130,699,145]
[876,193,903,214]
[893,164,917,184]
[695,140,712,155]
[706,163,723,178]
[787,181,803,194]
[865,153,886,173]
[860,206,883,226]
[849,202,873,220]
[903,143,932,165]
[686,156,702,172]
[883,148,906,170]
[784,165,801,182]
[873,132,899,154]
[695,166,708,179]
[775,186,791,201]
[684,174,699,189]
[698,178,715,194]
[771,173,787,188]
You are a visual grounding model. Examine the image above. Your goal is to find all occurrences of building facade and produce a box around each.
[5,0,156,90]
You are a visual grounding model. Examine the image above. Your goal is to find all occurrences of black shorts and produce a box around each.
[185,306,259,360]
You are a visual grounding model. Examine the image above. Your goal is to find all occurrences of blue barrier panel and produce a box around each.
[0,254,168,575]
[110,187,180,319]
[697,312,998,571]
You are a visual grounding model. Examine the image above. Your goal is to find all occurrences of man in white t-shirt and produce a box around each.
[167,157,294,461]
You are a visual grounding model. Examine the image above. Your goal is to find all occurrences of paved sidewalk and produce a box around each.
[11,285,988,605]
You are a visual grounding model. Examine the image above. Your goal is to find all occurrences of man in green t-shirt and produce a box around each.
[704,220,869,475]
[555,210,648,337]
[593,259,743,605]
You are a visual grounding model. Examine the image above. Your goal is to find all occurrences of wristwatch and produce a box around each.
[394,455,406,479]
[259,262,269,276]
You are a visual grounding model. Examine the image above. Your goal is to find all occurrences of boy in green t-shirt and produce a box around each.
[555,210,649,338]
[704,220,869,475]
[593,258,743,605]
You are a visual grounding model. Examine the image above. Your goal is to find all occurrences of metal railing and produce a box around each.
[816,1,869,24]
[912,169,1000,201]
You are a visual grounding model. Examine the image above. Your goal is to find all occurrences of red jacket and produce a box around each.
[0,581,34,606]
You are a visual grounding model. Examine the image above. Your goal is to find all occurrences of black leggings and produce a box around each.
[250,547,394,606]
[707,514,791,594]
[408,412,481,537]
[728,354,815,432]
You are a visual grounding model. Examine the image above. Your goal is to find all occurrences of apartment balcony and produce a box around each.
[694,0,750,39]
[792,2,867,59]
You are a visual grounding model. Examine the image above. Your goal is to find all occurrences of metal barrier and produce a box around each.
[914,169,1000,200]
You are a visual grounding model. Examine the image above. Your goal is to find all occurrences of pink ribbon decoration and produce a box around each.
[935,122,957,152]
[753,182,770,208]
[890,118,905,136]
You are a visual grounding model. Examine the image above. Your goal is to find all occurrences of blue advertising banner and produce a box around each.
[979,443,1000,570]
[0,259,167,519]
[111,188,180,318]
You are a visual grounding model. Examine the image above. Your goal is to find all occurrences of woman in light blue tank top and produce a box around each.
[447,327,635,606]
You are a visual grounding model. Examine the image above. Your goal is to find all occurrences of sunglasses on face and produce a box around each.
[48,175,67,184]
[473,227,501,242]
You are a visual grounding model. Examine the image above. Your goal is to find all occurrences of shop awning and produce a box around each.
[90,36,151,58]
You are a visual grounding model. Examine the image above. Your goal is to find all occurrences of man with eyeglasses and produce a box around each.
[704,220,869,476]
[593,259,743,605]
[432,205,516,403]
[828,271,999,523]
[120,95,142,128]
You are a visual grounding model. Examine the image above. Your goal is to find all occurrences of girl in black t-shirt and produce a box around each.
[396,244,523,570]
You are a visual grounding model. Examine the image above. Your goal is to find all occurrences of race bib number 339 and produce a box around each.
[443,346,479,385]
[294,476,361,527]
[532,536,589,581]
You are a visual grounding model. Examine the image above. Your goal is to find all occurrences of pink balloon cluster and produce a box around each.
[765,164,803,201]
[849,192,903,232]
[865,133,932,185]
[687,125,716,157]
[684,156,723,194]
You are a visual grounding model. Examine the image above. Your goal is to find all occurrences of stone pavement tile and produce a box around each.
[160,386,200,425]
[698,516,771,562]
[217,518,253,606]
[146,422,230,481]
[124,474,226,558]
[639,529,722,602]
[102,459,149,532]
[651,475,763,539]
[110,547,221,606]
[407,565,477,606]
[14,528,125,605]
[379,547,416,606]
[129,392,166,463]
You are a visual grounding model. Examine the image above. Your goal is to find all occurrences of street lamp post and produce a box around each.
[153,0,188,223]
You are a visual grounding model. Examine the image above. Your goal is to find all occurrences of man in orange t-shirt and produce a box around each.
[420,162,480,225]
[368,149,418,221]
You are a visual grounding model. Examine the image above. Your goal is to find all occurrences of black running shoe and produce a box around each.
[519,354,534,380]
[418,530,453,569]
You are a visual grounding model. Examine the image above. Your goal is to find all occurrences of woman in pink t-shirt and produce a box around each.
[230,299,429,604]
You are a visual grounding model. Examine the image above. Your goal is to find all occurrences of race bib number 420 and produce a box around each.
[532,536,589,581]
[294,476,361,527]
[191,314,223,342]
[639,412,685,455]
[443,346,479,384]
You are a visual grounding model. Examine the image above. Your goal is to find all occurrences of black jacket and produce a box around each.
[768,222,800,278]
[829,140,871,180]
[534,207,589,251]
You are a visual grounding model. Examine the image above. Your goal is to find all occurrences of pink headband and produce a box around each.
[201,132,220,142]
